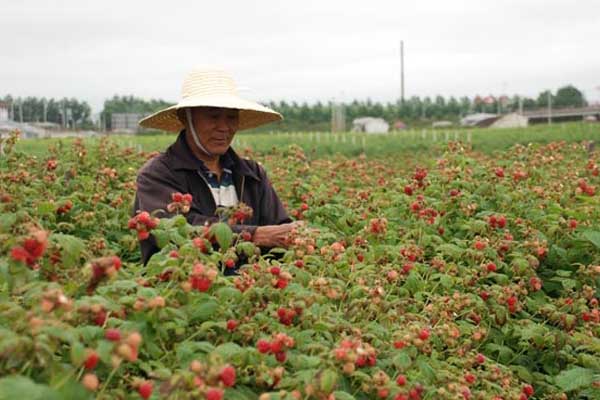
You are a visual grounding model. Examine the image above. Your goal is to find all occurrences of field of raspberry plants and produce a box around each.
[1,129,600,400]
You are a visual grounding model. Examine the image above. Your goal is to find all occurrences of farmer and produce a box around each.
[133,67,299,265]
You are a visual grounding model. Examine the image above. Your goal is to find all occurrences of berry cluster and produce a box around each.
[256,332,295,362]
[332,338,377,374]
[187,360,236,400]
[10,229,48,268]
[185,262,218,292]
[269,265,292,289]
[166,192,193,214]
[577,178,596,196]
[127,211,159,240]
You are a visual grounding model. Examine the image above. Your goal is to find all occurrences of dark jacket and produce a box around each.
[133,131,291,265]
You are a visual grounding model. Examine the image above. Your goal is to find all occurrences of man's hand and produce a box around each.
[253,221,304,248]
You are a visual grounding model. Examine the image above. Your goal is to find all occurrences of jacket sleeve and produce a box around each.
[256,164,292,226]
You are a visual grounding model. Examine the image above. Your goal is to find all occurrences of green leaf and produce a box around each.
[209,223,233,249]
[187,299,219,323]
[582,230,600,249]
[70,341,86,366]
[332,392,356,400]
[393,350,412,370]
[0,213,16,233]
[51,233,85,268]
[0,375,60,400]
[319,369,338,393]
[417,357,436,383]
[554,367,594,392]
[214,342,244,360]
[153,229,169,249]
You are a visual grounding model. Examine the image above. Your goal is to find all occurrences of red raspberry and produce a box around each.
[522,384,534,397]
[226,319,238,331]
[275,351,287,362]
[418,328,430,340]
[257,339,271,354]
[475,353,485,364]
[224,259,235,269]
[172,192,183,202]
[205,387,224,400]
[294,260,304,268]
[465,372,476,384]
[486,262,497,272]
[84,351,99,370]
[404,185,413,195]
[270,266,281,275]
[219,365,236,387]
[138,381,153,399]
[270,340,283,354]
[105,328,121,341]
[396,374,407,385]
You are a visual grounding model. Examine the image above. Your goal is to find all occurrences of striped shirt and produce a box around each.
[196,151,239,208]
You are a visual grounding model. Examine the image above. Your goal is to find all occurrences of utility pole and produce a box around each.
[547,91,552,125]
[400,40,405,103]
[43,99,47,123]
[518,96,523,115]
[18,99,23,123]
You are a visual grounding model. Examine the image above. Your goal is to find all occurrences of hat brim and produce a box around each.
[138,94,283,132]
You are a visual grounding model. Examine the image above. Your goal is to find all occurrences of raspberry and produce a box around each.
[82,373,99,391]
[522,384,534,397]
[84,350,99,370]
[418,328,430,340]
[257,339,271,354]
[138,380,153,399]
[275,351,287,362]
[475,353,485,364]
[172,192,183,202]
[226,319,238,331]
[205,387,224,400]
[225,259,235,269]
[105,328,121,341]
[219,365,236,387]
[396,374,407,385]
[270,266,281,275]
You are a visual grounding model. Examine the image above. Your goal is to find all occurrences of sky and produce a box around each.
[2,0,600,114]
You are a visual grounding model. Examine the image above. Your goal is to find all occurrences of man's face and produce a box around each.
[189,107,239,155]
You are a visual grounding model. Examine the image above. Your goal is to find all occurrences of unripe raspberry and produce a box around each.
[82,373,99,391]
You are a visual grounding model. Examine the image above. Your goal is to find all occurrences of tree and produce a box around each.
[554,85,587,108]
[536,90,554,108]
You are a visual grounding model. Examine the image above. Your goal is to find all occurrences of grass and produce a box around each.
[10,122,600,158]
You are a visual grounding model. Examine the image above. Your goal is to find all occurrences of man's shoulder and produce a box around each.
[137,152,171,179]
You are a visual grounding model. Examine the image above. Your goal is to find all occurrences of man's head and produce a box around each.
[178,106,240,158]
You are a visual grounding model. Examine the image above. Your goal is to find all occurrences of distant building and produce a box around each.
[393,120,408,130]
[0,102,8,122]
[490,113,529,128]
[460,113,499,127]
[111,113,145,132]
[351,117,389,133]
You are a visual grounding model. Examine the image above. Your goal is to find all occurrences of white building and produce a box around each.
[351,117,389,133]
[460,113,499,127]
[0,102,8,122]
[490,113,529,128]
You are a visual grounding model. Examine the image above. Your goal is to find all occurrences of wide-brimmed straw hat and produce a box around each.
[138,67,282,132]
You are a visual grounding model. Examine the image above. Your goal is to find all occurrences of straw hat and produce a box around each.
[138,67,282,132]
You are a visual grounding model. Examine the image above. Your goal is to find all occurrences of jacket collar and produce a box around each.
[167,131,261,181]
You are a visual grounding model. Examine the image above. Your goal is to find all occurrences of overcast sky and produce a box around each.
[2,0,600,113]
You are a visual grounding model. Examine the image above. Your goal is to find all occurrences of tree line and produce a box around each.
[1,85,587,131]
